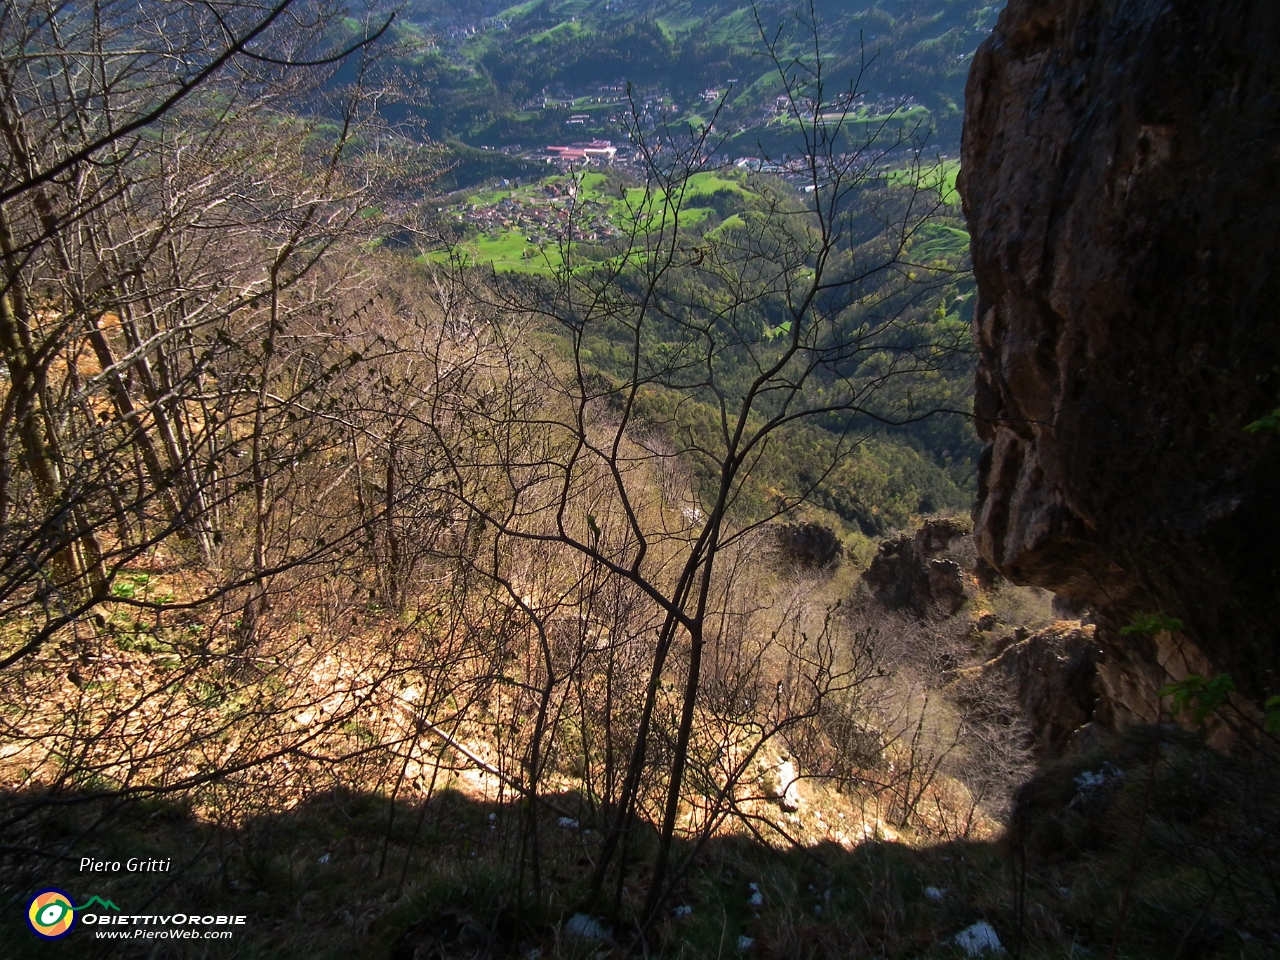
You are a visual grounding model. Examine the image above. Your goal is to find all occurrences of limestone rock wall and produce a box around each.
[960,0,1280,705]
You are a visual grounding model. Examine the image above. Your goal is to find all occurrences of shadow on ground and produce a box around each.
[2,726,1278,959]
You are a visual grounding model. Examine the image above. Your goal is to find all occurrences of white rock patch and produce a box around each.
[953,921,1006,956]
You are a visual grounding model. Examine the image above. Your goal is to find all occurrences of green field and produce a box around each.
[430,164,963,273]
[432,170,759,273]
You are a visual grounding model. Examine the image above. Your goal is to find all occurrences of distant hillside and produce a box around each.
[382,0,1004,153]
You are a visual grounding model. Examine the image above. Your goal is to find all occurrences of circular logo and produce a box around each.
[27,889,76,939]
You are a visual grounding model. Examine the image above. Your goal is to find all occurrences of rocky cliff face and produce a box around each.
[960,0,1280,711]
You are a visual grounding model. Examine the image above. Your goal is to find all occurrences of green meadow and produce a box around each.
[429,165,963,273]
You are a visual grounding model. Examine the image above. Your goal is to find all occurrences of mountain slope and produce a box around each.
[387,0,1004,151]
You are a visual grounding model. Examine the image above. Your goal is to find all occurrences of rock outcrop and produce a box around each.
[979,623,1103,760]
[961,0,1280,708]
[863,518,971,615]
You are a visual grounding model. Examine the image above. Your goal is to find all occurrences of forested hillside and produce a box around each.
[381,0,999,153]
[371,0,993,518]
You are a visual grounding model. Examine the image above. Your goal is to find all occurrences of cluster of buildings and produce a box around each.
[527,83,686,133]
[449,181,621,245]
[543,141,620,166]
[765,92,921,121]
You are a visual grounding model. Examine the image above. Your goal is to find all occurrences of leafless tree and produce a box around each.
[424,3,969,930]
[0,0,478,843]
